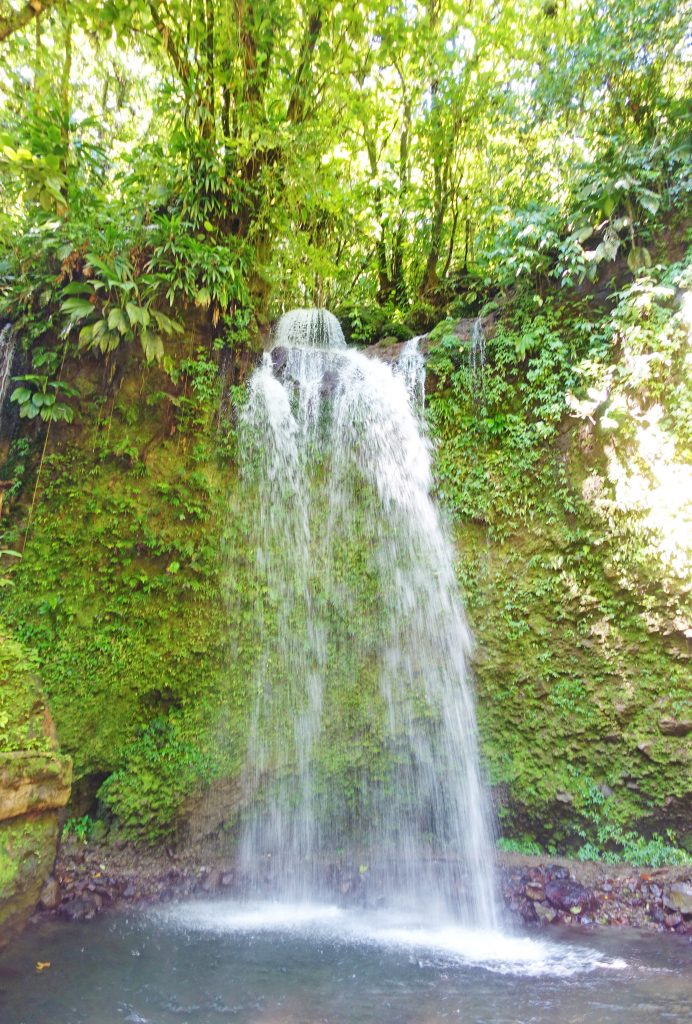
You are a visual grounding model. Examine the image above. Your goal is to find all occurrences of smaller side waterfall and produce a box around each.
[0,323,17,440]
[394,336,426,409]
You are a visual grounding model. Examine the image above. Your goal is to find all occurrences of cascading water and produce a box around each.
[0,323,17,439]
[237,308,499,929]
[395,335,426,410]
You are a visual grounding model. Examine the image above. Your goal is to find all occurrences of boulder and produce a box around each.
[59,894,101,922]
[663,882,692,915]
[658,717,692,737]
[534,902,557,924]
[544,878,596,913]
[38,875,61,911]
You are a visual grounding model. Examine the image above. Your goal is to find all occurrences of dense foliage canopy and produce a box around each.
[1,0,689,359]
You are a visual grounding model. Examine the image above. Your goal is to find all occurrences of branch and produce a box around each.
[0,0,62,43]
[145,0,190,86]
[286,9,323,123]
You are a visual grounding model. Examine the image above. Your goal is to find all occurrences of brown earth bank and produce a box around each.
[28,840,692,938]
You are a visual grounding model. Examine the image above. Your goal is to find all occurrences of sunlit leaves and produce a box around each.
[59,254,182,364]
[0,142,67,212]
[10,376,79,423]
[0,0,690,324]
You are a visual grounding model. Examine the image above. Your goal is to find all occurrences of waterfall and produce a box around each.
[395,335,426,409]
[0,323,17,439]
[236,308,499,929]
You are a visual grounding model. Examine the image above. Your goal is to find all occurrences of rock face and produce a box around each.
[0,753,72,949]
[0,752,72,820]
[0,631,72,950]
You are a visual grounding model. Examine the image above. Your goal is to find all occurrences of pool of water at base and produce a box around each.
[0,900,690,1024]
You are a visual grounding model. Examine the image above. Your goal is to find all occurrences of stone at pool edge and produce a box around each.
[38,875,61,911]
[664,882,692,916]
[0,751,72,950]
[544,878,597,913]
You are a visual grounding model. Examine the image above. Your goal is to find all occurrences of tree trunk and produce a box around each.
[0,0,63,43]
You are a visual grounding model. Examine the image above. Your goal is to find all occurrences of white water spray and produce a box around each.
[237,308,499,929]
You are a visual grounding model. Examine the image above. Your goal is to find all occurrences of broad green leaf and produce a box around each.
[10,387,32,404]
[62,297,94,320]
[78,324,94,348]
[108,307,129,334]
[195,287,211,309]
[140,329,164,363]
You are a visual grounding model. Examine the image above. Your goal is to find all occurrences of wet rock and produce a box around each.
[544,879,596,913]
[534,902,557,924]
[320,369,340,398]
[518,899,537,924]
[525,883,544,901]
[270,346,289,374]
[201,869,222,892]
[663,882,692,915]
[38,876,61,911]
[59,894,101,921]
[546,865,570,880]
[663,912,682,929]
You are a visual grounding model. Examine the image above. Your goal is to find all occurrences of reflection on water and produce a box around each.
[0,901,690,1024]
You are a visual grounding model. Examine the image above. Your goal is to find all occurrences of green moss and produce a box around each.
[0,360,257,841]
[0,629,54,754]
[1,260,689,853]
[428,257,692,850]
[0,814,58,940]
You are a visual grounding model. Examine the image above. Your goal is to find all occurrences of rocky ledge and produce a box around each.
[501,853,692,934]
[0,751,72,948]
[30,841,692,938]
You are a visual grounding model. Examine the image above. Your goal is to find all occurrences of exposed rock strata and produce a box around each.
[0,753,71,948]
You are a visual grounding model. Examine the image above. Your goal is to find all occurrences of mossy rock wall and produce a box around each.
[426,256,691,853]
[0,258,690,855]
[0,631,71,948]
[1,344,257,843]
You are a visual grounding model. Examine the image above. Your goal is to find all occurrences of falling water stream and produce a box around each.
[0,323,17,439]
[236,308,498,926]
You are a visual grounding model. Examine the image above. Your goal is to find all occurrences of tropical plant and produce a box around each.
[10,375,79,422]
